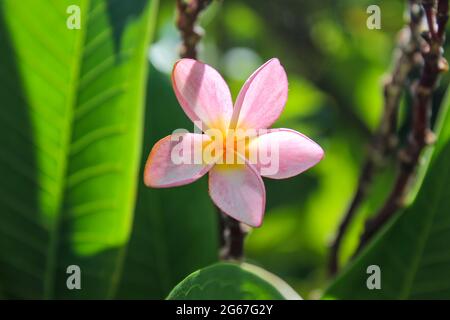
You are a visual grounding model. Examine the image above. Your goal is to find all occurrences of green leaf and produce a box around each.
[0,0,158,299]
[323,92,450,299]
[167,262,301,300]
[116,66,219,299]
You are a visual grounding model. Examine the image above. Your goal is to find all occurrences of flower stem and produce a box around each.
[217,208,248,260]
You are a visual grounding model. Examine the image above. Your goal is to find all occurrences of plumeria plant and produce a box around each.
[144,58,324,227]
[2,0,450,302]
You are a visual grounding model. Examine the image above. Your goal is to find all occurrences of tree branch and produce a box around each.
[328,0,424,275]
[356,0,449,253]
[218,210,249,260]
[175,0,212,59]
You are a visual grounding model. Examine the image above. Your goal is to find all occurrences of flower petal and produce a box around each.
[209,157,266,227]
[144,133,213,188]
[247,129,324,179]
[172,59,233,131]
[230,58,288,130]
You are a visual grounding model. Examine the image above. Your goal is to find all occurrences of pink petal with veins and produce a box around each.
[230,58,288,130]
[247,128,324,179]
[209,155,266,227]
[144,133,213,188]
[172,59,233,132]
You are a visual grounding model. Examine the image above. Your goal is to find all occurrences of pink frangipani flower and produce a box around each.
[144,58,324,227]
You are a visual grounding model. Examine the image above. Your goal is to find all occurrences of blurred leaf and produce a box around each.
[116,66,219,299]
[277,75,326,122]
[353,67,384,130]
[167,262,301,300]
[0,0,158,298]
[310,18,349,59]
[338,163,396,267]
[323,91,450,299]
[223,2,264,41]
[222,47,263,81]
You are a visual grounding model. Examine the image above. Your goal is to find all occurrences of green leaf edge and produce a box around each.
[166,262,302,300]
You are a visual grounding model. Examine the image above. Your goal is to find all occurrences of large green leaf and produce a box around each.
[323,92,450,299]
[167,262,301,300]
[0,0,158,298]
[117,66,219,299]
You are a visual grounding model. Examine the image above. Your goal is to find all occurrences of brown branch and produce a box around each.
[218,211,249,260]
[328,0,423,276]
[217,206,248,261]
[176,0,212,59]
[437,0,449,38]
[356,0,449,253]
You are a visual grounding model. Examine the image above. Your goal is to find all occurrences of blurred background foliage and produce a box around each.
[1,0,449,300]
[149,0,450,298]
